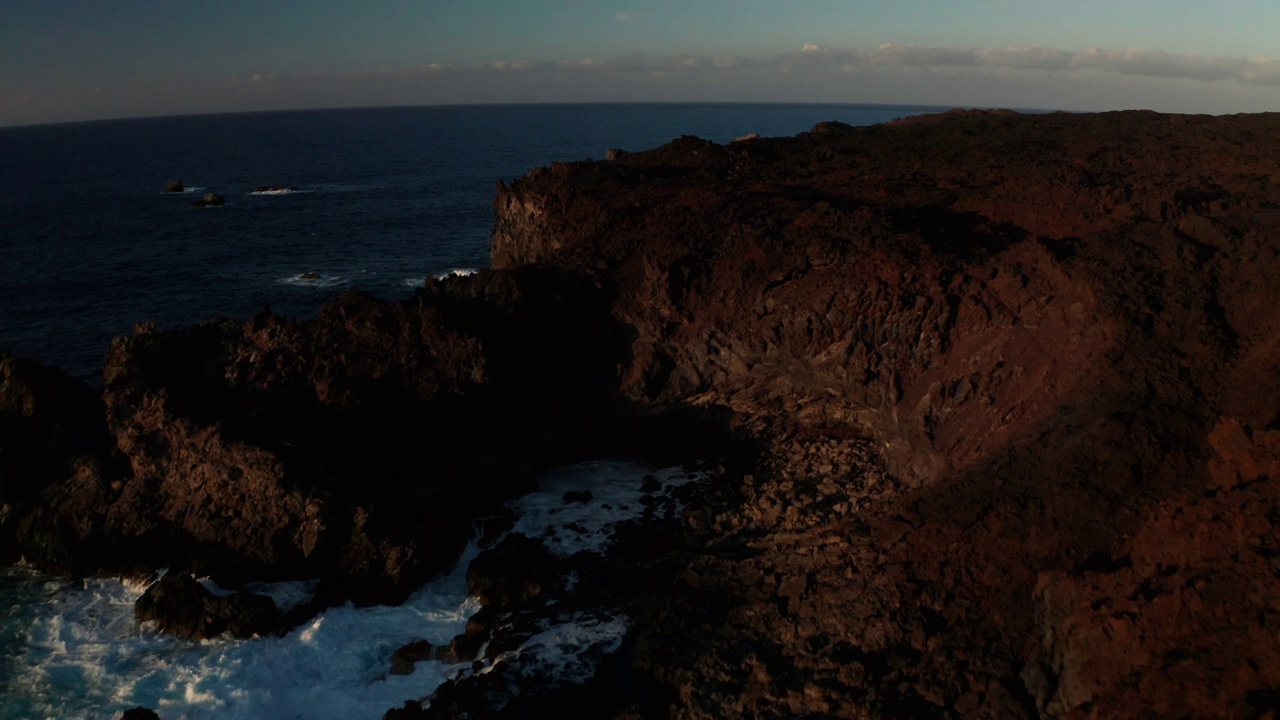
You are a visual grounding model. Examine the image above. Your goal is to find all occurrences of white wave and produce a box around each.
[430,268,478,281]
[0,461,704,719]
[505,461,704,557]
[485,612,630,684]
[2,555,481,719]
[248,188,309,196]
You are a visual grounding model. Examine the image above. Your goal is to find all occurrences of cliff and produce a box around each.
[3,110,1279,718]
[482,110,1280,718]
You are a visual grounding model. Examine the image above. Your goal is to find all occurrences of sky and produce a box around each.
[3,0,1279,126]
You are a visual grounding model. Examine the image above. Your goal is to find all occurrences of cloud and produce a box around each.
[249,44,1280,95]
[774,44,1280,81]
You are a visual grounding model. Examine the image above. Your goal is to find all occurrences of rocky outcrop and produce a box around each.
[134,573,277,640]
[0,352,117,569]
[479,111,1280,717]
[162,179,183,194]
[6,111,1280,717]
[6,268,728,609]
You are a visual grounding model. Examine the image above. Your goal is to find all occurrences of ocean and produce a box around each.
[0,103,945,718]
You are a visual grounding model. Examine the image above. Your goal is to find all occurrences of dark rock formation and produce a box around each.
[134,573,277,640]
[6,268,722,610]
[7,111,1280,717]
[388,639,435,676]
[192,192,224,208]
[162,179,183,194]
[0,352,117,570]
[481,110,1280,718]
[465,533,561,608]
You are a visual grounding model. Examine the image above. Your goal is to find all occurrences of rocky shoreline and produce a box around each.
[3,110,1279,718]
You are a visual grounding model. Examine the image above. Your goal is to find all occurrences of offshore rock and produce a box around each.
[192,192,224,208]
[161,179,183,193]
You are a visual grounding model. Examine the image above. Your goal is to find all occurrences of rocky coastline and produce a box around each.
[3,109,1279,718]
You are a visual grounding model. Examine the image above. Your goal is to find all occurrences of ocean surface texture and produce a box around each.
[1,103,942,382]
[0,103,943,718]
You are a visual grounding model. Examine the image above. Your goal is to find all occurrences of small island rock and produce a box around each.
[192,192,224,209]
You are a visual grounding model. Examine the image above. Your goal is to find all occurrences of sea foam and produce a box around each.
[0,461,702,719]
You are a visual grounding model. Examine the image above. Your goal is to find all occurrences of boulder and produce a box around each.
[388,639,435,676]
[134,573,278,640]
[162,179,183,194]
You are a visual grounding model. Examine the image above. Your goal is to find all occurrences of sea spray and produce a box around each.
[0,461,703,719]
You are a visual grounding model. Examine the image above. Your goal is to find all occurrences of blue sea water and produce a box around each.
[0,103,947,718]
[0,103,945,381]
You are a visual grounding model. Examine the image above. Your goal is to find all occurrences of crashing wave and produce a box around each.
[249,186,302,195]
[0,461,703,719]
[431,268,479,281]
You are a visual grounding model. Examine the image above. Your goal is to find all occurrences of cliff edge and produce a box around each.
[3,110,1279,718]
[482,110,1280,719]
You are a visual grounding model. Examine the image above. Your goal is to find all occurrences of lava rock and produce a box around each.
[389,639,435,676]
[134,573,278,640]
[466,533,561,609]
[639,474,662,494]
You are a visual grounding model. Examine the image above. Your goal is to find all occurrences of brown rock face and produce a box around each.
[7,111,1280,717]
[484,112,1280,718]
